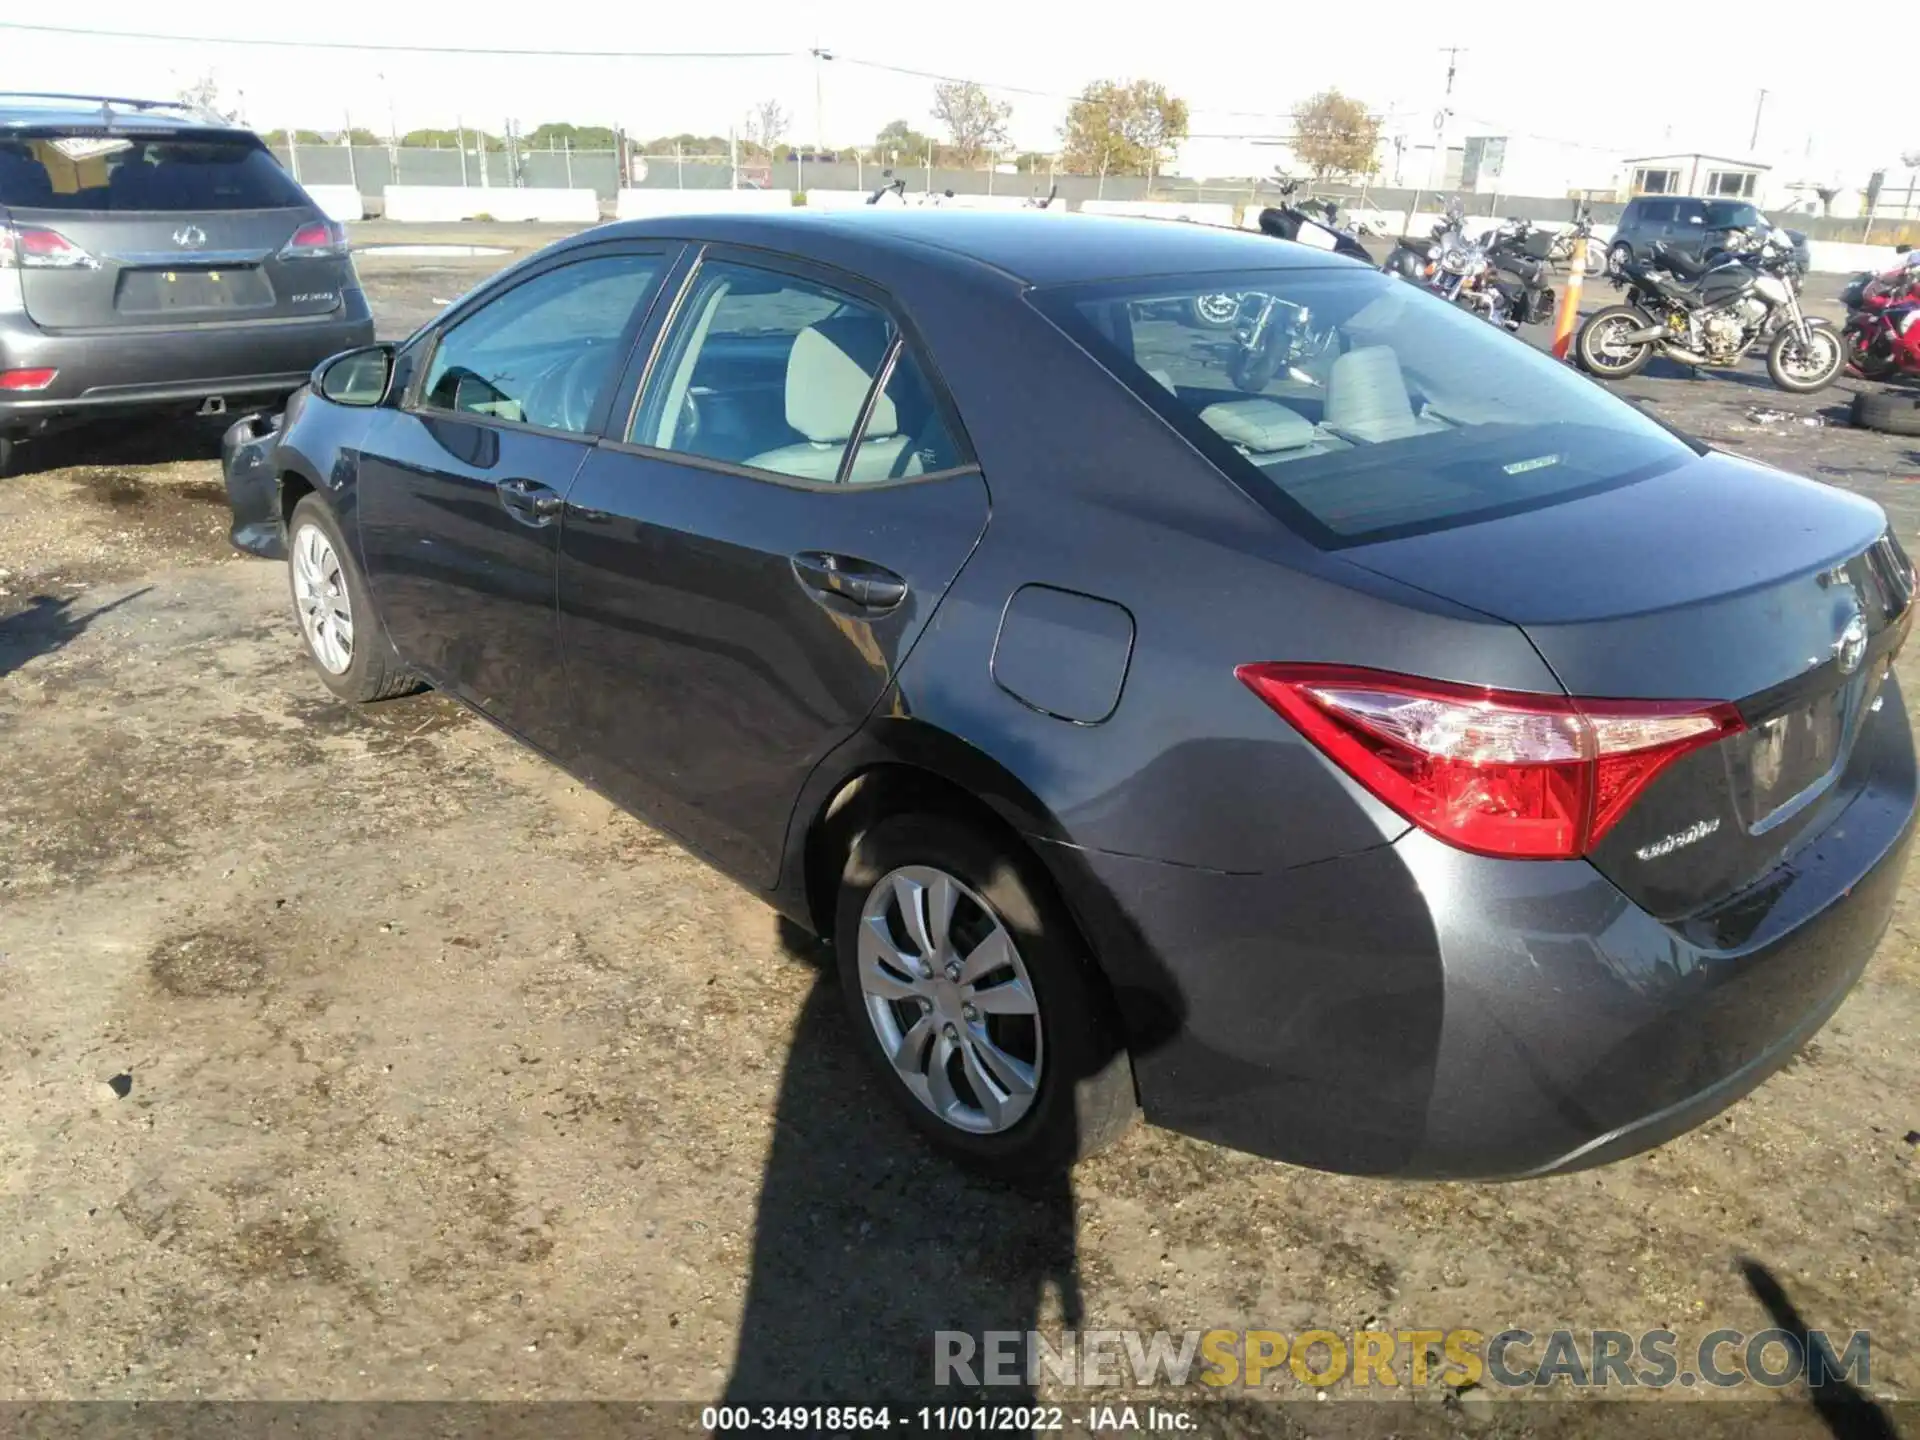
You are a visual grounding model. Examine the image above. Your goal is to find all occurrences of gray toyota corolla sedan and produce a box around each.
[223,211,1916,1180]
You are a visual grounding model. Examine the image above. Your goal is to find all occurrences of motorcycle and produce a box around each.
[1574,227,1842,393]
[1544,210,1605,276]
[1843,252,1920,380]
[1188,179,1371,330]
[866,170,955,206]
[1219,291,1339,393]
[1477,217,1559,330]
[1383,195,1468,287]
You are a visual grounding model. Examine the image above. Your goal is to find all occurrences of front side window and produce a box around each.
[634,259,961,483]
[0,134,306,211]
[418,253,662,434]
[1032,267,1693,546]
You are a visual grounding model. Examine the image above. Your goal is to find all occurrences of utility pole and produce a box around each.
[811,48,833,157]
[1430,48,1465,194]
[1750,88,1768,153]
[1439,47,1465,97]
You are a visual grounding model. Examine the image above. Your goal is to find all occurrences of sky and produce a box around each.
[0,2,1900,186]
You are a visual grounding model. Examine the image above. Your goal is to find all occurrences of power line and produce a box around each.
[0,20,793,58]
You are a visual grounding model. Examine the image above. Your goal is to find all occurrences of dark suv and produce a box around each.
[0,93,373,474]
[1608,196,1811,276]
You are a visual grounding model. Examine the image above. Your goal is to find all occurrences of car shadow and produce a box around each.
[0,588,150,680]
[722,902,1180,1413]
[6,414,229,478]
[1737,1257,1898,1440]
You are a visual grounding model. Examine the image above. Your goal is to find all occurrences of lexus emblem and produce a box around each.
[1836,614,1868,676]
[172,225,206,249]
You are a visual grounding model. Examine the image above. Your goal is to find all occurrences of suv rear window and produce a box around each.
[1032,267,1692,547]
[0,133,305,211]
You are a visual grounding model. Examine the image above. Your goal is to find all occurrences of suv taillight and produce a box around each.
[0,225,99,270]
[1236,664,1744,861]
[278,219,349,259]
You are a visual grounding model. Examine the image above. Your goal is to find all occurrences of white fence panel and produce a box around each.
[302,185,365,223]
[385,186,599,223]
[614,188,795,219]
[1079,199,1236,227]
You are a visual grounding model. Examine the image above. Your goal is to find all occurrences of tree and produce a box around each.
[874,118,935,165]
[746,99,789,156]
[400,128,501,150]
[1059,79,1189,181]
[1290,89,1381,179]
[930,81,1011,168]
[527,122,619,150]
[176,73,232,120]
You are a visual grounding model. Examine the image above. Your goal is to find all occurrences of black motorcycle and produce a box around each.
[1478,218,1559,329]
[1576,229,1841,393]
[1383,196,1468,285]
[1187,181,1371,330]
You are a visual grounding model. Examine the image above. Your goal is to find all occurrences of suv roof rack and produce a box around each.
[0,92,228,126]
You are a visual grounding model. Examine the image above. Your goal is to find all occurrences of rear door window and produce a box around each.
[1032,267,1693,547]
[0,134,305,211]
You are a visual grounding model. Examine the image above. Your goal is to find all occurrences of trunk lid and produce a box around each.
[1343,449,1915,918]
[2,128,351,331]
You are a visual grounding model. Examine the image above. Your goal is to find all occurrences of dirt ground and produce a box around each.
[1,238,1916,1437]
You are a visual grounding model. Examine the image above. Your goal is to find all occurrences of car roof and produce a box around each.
[590,209,1359,287]
[0,92,236,134]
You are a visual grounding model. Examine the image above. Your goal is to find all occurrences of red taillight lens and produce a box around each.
[0,368,57,390]
[1236,664,1744,860]
[279,220,347,259]
[0,225,97,270]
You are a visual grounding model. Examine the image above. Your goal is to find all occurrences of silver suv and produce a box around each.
[0,92,373,475]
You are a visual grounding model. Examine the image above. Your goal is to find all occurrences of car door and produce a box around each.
[356,244,676,758]
[1671,199,1709,258]
[557,250,990,885]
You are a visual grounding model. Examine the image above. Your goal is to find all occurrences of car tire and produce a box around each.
[285,493,420,703]
[1852,389,1920,437]
[1608,242,1632,276]
[834,811,1137,1180]
[1188,293,1241,330]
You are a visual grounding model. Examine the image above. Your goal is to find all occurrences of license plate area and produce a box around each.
[116,266,274,315]
[1739,686,1852,830]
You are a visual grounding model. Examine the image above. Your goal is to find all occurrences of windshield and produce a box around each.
[1031,267,1693,546]
[1704,201,1766,231]
[0,133,306,211]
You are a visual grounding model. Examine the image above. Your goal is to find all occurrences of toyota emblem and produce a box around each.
[1835,614,1868,676]
[172,225,207,249]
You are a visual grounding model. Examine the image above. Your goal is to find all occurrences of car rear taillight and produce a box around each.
[278,220,349,259]
[0,225,99,270]
[0,368,58,390]
[1236,664,1744,861]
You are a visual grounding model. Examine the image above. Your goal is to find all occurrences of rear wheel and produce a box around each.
[1852,389,1920,437]
[1576,305,1655,378]
[1845,325,1898,381]
[286,494,420,703]
[1767,323,1843,393]
[834,812,1137,1179]
[1188,293,1241,329]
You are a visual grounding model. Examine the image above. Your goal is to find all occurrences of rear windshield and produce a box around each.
[1031,267,1692,547]
[0,133,305,211]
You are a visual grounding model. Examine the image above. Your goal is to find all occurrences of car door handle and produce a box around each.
[791,551,909,613]
[497,476,563,525]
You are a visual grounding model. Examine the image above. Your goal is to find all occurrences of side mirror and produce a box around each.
[314,344,395,407]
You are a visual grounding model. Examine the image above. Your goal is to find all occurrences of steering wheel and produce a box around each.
[526,346,608,434]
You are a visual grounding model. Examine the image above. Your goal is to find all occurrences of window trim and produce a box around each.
[402,242,678,442]
[606,242,979,491]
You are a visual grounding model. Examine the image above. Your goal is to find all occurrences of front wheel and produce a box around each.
[1607,243,1632,277]
[1845,325,1899,381]
[286,494,421,703]
[834,812,1137,1179]
[1767,323,1843,393]
[1576,305,1655,378]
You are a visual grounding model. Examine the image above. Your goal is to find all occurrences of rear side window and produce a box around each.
[1637,201,1675,224]
[0,134,305,211]
[1032,268,1691,547]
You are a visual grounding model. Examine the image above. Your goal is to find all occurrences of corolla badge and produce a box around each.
[1835,614,1868,676]
[1636,818,1721,862]
[172,225,207,249]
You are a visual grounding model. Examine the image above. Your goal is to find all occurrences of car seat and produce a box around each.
[745,315,913,481]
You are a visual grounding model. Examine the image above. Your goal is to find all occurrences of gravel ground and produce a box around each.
[0,242,1916,1438]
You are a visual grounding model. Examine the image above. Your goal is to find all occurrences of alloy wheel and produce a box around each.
[856,865,1044,1134]
[292,522,354,674]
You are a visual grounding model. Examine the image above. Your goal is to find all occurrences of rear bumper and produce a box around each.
[1042,678,1917,1180]
[0,294,372,428]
